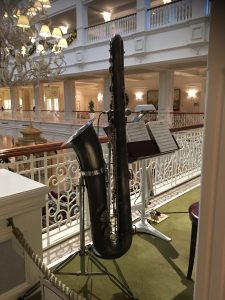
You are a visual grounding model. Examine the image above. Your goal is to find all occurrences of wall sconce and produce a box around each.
[97,92,103,102]
[187,88,199,106]
[135,91,143,101]
[102,11,111,22]
[187,88,198,99]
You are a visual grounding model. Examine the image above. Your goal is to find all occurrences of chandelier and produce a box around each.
[0,0,67,87]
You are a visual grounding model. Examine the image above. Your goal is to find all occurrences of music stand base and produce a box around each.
[53,244,138,300]
[134,220,171,241]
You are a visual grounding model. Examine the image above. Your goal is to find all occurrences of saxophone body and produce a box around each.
[68,35,132,259]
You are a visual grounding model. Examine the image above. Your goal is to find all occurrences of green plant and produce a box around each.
[88,99,95,113]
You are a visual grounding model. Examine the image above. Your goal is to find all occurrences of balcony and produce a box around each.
[50,0,210,76]
[0,109,204,143]
[0,123,203,266]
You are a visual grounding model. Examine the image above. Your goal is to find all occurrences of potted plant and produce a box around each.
[88,99,95,118]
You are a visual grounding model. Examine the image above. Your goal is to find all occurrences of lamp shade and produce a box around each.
[58,38,68,48]
[36,44,45,53]
[43,0,51,8]
[60,25,68,35]
[27,7,37,16]
[39,25,51,38]
[52,27,62,39]
[17,15,30,28]
[34,0,42,10]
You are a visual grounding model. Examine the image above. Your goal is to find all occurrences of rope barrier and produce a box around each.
[7,218,84,300]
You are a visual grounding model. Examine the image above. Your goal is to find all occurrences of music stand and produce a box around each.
[127,121,180,241]
[134,158,171,241]
[53,176,137,300]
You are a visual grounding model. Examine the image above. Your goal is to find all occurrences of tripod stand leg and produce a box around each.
[53,251,81,273]
[88,250,137,299]
[53,175,137,299]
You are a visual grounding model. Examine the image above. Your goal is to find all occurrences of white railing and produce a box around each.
[85,0,194,43]
[86,14,136,43]
[0,110,204,129]
[127,112,204,128]
[0,110,106,126]
[172,112,204,128]
[0,127,203,250]
[149,0,192,29]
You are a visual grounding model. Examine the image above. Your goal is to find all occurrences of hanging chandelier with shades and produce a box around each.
[0,0,68,87]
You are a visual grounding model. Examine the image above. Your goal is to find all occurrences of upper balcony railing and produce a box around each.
[85,0,198,43]
[86,13,137,43]
[149,0,192,29]
[0,109,204,129]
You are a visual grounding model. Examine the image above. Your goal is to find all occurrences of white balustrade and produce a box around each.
[86,14,136,43]
[0,169,48,299]
[150,0,192,29]
[0,127,203,251]
[85,0,194,42]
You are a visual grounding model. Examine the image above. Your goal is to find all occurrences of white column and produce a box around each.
[194,1,225,300]
[192,0,207,19]
[136,0,151,32]
[34,83,44,111]
[200,79,206,113]
[64,79,75,122]
[76,0,88,46]
[10,86,19,119]
[103,74,111,111]
[158,70,174,127]
[33,84,40,121]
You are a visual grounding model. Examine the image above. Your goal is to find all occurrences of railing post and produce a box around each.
[192,0,207,19]
[136,0,150,32]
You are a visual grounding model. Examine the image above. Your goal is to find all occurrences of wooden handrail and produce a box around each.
[0,135,108,159]
[0,125,203,160]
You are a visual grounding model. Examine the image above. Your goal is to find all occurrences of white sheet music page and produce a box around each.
[147,121,178,153]
[126,121,151,142]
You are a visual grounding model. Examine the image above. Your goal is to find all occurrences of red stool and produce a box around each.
[187,201,199,279]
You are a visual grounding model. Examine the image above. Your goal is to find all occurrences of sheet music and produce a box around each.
[147,121,178,153]
[126,121,151,142]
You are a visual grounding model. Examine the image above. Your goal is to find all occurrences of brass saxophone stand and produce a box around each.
[53,175,137,300]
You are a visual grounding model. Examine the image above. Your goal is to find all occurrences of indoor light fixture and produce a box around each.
[97,92,103,102]
[102,11,111,22]
[52,27,62,39]
[39,25,51,38]
[0,0,67,86]
[60,25,68,35]
[17,15,30,29]
[135,91,143,101]
[187,89,198,99]
[42,0,51,9]
[58,38,68,48]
